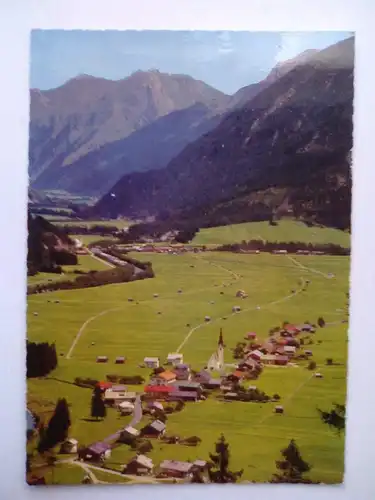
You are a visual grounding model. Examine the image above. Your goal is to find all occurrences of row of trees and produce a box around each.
[218,239,350,256]
[26,341,58,378]
[27,262,154,296]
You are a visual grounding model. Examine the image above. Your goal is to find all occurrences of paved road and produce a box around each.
[103,394,143,444]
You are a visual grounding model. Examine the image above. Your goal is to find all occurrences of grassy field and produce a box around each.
[192,220,350,247]
[27,249,349,484]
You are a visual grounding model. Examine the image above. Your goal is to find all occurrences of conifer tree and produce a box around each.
[91,386,106,420]
[38,398,71,453]
[208,434,243,483]
[271,439,314,483]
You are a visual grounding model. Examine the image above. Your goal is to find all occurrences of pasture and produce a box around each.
[192,220,351,247]
[27,250,349,484]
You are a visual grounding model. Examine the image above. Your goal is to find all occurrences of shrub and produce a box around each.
[308,361,317,371]
[273,394,281,401]
[326,358,333,366]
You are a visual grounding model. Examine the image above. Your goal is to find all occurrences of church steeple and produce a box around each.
[218,328,224,347]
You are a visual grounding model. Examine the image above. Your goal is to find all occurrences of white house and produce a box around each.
[167,353,183,366]
[144,357,160,369]
[60,438,78,454]
[118,401,135,415]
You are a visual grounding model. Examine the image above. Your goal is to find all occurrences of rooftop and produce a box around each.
[160,460,193,473]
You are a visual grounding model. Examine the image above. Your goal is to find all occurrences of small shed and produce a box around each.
[128,298,134,302]
[305,350,313,356]
[249,349,263,361]
[314,372,323,378]
[115,356,125,364]
[167,353,183,366]
[204,316,211,322]
[96,356,108,363]
[246,332,257,340]
[153,293,159,298]
[60,438,78,454]
[232,305,241,313]
[144,357,160,369]
[275,405,284,414]
[147,401,164,412]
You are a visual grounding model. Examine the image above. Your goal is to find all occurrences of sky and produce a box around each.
[30,30,352,95]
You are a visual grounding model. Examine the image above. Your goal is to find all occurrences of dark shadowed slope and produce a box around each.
[95,37,353,229]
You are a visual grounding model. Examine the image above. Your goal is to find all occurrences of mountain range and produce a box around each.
[93,37,353,230]
[29,47,326,198]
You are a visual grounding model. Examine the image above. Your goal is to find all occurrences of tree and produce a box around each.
[317,403,345,435]
[307,361,317,370]
[317,317,326,328]
[91,386,106,420]
[271,439,313,483]
[38,399,71,453]
[208,434,243,483]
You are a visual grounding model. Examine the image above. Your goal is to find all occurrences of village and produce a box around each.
[35,295,332,484]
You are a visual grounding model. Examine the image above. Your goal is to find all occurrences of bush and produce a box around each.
[308,361,317,370]
[273,394,281,401]
[326,358,333,366]
[74,377,98,388]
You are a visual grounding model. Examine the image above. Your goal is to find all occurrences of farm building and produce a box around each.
[111,384,127,392]
[261,354,277,365]
[153,370,177,385]
[260,342,276,354]
[123,455,154,475]
[227,370,245,382]
[159,460,194,478]
[283,324,301,336]
[115,356,125,364]
[284,346,297,356]
[144,385,176,398]
[168,390,199,402]
[232,305,241,313]
[147,401,164,412]
[173,363,191,380]
[201,378,222,389]
[118,401,135,415]
[141,419,166,438]
[167,353,183,366]
[104,390,137,406]
[192,460,208,471]
[144,357,160,369]
[96,356,108,363]
[275,355,289,366]
[224,392,240,401]
[239,358,260,371]
[204,316,211,322]
[119,426,140,443]
[79,442,111,462]
[246,332,257,340]
[299,323,315,332]
[236,290,248,299]
[315,372,323,378]
[59,438,78,454]
[248,349,263,361]
[194,370,211,383]
[275,405,284,414]
[305,350,313,356]
[174,381,202,392]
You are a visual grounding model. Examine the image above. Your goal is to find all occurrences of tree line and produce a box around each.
[217,239,350,256]
[27,260,154,295]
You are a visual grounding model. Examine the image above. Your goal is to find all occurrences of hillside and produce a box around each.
[29,70,229,195]
[95,37,353,230]
[27,213,77,274]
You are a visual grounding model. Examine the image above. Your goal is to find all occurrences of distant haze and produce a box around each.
[30,30,352,94]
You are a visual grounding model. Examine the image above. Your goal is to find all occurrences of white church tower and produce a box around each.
[207,328,225,374]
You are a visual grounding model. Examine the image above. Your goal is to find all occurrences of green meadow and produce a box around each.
[27,243,349,484]
[192,220,351,247]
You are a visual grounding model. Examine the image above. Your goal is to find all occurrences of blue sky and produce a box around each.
[30,30,352,94]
